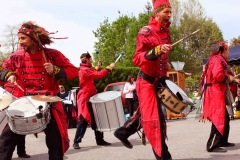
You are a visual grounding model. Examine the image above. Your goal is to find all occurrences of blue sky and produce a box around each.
[0,0,239,66]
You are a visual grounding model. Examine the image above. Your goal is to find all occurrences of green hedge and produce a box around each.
[65,67,140,92]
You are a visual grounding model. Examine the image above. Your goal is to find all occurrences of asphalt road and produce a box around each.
[12,112,240,160]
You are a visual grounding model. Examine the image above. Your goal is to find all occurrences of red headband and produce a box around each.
[152,0,171,12]
[18,26,38,43]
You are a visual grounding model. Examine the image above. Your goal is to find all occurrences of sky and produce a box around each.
[0,0,240,66]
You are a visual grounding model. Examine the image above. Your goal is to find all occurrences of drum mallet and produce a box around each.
[115,52,125,63]
[172,29,200,47]
[95,49,101,61]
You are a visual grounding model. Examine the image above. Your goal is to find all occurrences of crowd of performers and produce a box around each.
[0,0,240,160]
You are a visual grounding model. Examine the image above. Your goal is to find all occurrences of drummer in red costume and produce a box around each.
[0,21,78,160]
[132,0,172,159]
[73,53,116,149]
[199,42,240,153]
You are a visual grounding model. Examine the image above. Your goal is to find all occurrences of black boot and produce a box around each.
[96,140,111,146]
[73,143,80,149]
[114,128,133,149]
[95,130,111,146]
[18,154,31,158]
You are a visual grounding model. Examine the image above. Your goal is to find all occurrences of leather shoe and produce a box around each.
[207,147,227,153]
[18,154,31,158]
[97,140,111,146]
[114,130,133,149]
[73,143,80,149]
[221,142,235,147]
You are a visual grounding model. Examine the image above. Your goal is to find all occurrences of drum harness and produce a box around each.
[200,83,212,100]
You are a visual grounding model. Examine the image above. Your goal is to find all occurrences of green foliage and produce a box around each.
[92,4,153,68]
[185,73,201,91]
[65,76,79,91]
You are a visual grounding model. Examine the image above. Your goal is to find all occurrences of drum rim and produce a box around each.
[165,79,193,103]
[89,91,121,103]
[7,96,47,117]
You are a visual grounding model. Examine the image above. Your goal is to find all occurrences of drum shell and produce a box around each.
[6,96,51,135]
[158,88,186,114]
[157,79,194,114]
[90,91,126,132]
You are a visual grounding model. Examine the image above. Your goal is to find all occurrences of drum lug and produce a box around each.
[157,88,165,100]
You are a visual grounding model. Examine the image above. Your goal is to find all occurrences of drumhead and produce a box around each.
[0,94,13,111]
[165,80,194,105]
[7,96,46,118]
[90,91,121,103]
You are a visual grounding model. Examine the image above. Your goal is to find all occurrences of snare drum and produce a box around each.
[157,79,194,114]
[6,96,51,135]
[0,87,14,135]
[0,87,14,111]
[89,91,125,132]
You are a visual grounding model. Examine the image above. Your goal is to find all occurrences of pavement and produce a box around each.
[12,111,240,160]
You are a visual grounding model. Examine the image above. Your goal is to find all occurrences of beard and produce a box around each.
[20,43,35,53]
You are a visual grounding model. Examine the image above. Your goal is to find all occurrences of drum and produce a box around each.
[0,87,14,111]
[157,79,194,114]
[0,87,15,135]
[89,91,126,132]
[6,96,51,135]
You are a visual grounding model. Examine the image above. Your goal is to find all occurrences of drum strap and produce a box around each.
[200,83,212,100]
[138,70,156,84]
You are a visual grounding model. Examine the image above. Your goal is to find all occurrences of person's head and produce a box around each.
[126,75,135,84]
[59,85,65,92]
[152,0,172,26]
[18,21,53,53]
[211,42,229,59]
[80,52,92,65]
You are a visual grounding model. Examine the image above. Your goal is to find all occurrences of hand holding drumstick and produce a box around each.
[7,75,24,92]
[43,62,54,75]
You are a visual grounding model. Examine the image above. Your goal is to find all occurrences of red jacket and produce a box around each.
[1,48,78,154]
[132,17,172,157]
[202,54,228,135]
[77,63,110,125]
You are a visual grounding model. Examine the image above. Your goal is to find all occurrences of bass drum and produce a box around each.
[89,91,125,132]
[157,79,194,114]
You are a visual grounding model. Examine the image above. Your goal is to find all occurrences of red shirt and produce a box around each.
[132,16,172,78]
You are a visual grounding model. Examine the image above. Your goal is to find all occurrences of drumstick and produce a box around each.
[115,52,125,63]
[14,82,24,92]
[37,34,47,63]
[172,29,200,46]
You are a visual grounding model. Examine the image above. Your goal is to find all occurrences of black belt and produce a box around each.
[200,83,212,100]
[138,70,156,84]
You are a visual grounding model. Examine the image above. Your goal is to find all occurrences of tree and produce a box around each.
[93,3,152,67]
[93,15,132,66]
[169,0,223,74]
[229,36,240,47]
[1,24,20,54]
